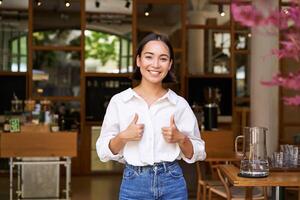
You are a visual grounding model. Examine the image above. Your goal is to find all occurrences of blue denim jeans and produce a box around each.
[119,161,187,200]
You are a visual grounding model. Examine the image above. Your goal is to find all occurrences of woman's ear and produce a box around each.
[136,56,141,68]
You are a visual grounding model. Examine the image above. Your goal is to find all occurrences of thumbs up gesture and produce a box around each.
[162,115,185,144]
[120,113,144,142]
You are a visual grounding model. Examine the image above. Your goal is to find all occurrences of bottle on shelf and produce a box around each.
[3,115,11,133]
[50,114,59,132]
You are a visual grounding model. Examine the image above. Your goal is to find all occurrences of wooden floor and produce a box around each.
[0,174,298,200]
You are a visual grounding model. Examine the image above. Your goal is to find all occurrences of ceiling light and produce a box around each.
[218,4,225,17]
[125,0,130,8]
[36,0,42,6]
[95,0,100,8]
[0,0,3,5]
[65,0,70,7]
[144,4,152,17]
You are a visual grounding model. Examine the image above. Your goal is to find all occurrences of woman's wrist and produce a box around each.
[178,134,187,145]
[117,131,128,145]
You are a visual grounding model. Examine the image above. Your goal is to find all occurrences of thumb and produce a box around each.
[131,113,139,124]
[170,115,176,127]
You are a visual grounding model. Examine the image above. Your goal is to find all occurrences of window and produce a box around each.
[84,30,132,73]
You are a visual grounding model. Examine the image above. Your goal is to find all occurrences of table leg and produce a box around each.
[17,164,21,198]
[66,157,71,200]
[272,186,285,200]
[245,187,253,200]
[9,158,13,200]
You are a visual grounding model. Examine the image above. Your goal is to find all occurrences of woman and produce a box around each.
[96,32,206,200]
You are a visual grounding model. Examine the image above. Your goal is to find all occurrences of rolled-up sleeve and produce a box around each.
[177,104,206,163]
[96,98,124,163]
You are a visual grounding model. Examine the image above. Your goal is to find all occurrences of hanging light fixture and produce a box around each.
[65,0,71,7]
[95,0,100,8]
[218,4,225,17]
[125,0,130,8]
[144,4,152,17]
[0,0,3,5]
[35,0,42,6]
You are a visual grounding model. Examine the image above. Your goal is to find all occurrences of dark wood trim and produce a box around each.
[281,122,300,127]
[84,73,133,78]
[30,96,81,101]
[181,0,186,97]
[173,48,183,53]
[187,24,230,30]
[0,72,27,76]
[32,46,81,51]
[230,0,235,131]
[187,74,233,78]
[132,0,137,63]
[28,0,33,99]
[234,49,250,54]
[136,0,182,4]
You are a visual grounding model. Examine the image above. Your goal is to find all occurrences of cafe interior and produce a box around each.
[0,0,300,199]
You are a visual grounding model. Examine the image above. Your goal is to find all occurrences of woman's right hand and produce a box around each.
[119,113,144,143]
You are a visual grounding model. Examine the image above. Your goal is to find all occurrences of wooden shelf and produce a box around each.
[187,74,233,79]
[30,96,81,101]
[32,45,81,51]
[187,24,230,30]
[0,72,27,76]
[233,49,250,54]
[84,73,132,78]
[136,0,182,4]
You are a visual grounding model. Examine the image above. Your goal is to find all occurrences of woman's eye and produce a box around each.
[160,57,168,62]
[145,56,152,59]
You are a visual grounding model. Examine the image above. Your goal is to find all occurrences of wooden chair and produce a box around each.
[196,130,237,200]
[208,166,268,200]
[196,161,223,200]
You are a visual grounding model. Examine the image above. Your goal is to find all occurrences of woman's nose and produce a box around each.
[152,58,160,68]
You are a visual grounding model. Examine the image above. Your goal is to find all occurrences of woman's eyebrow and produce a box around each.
[143,52,154,55]
[143,52,170,57]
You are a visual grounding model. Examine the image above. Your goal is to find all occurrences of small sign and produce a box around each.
[10,118,21,133]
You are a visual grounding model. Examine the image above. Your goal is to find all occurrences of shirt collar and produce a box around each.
[121,88,135,102]
[121,88,178,105]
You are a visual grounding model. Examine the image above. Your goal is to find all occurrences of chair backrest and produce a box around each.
[201,130,234,157]
[199,130,235,179]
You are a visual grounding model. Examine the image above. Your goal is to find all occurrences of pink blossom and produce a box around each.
[266,9,291,29]
[231,3,265,27]
[233,0,300,106]
[283,95,300,106]
[287,7,300,28]
[261,71,300,90]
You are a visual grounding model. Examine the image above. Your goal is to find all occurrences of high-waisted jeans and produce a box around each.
[119,161,188,200]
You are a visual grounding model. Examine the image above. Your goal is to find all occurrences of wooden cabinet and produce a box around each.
[0,125,77,157]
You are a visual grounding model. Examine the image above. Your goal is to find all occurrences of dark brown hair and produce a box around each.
[132,32,177,83]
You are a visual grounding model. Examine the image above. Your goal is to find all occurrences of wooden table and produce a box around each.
[219,164,300,200]
[0,124,77,200]
[206,152,242,162]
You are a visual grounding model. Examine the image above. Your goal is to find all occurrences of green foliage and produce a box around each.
[85,31,118,66]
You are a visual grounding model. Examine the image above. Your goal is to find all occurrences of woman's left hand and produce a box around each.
[162,115,186,144]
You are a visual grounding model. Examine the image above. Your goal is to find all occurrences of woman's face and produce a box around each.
[136,40,173,84]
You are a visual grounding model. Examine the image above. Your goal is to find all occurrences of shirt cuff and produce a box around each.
[181,137,206,163]
[96,136,124,162]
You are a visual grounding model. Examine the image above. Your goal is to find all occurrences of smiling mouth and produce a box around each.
[148,70,160,76]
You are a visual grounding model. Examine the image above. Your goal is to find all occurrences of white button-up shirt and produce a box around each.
[96,88,206,166]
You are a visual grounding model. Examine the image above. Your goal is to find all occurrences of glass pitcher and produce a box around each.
[235,127,269,177]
